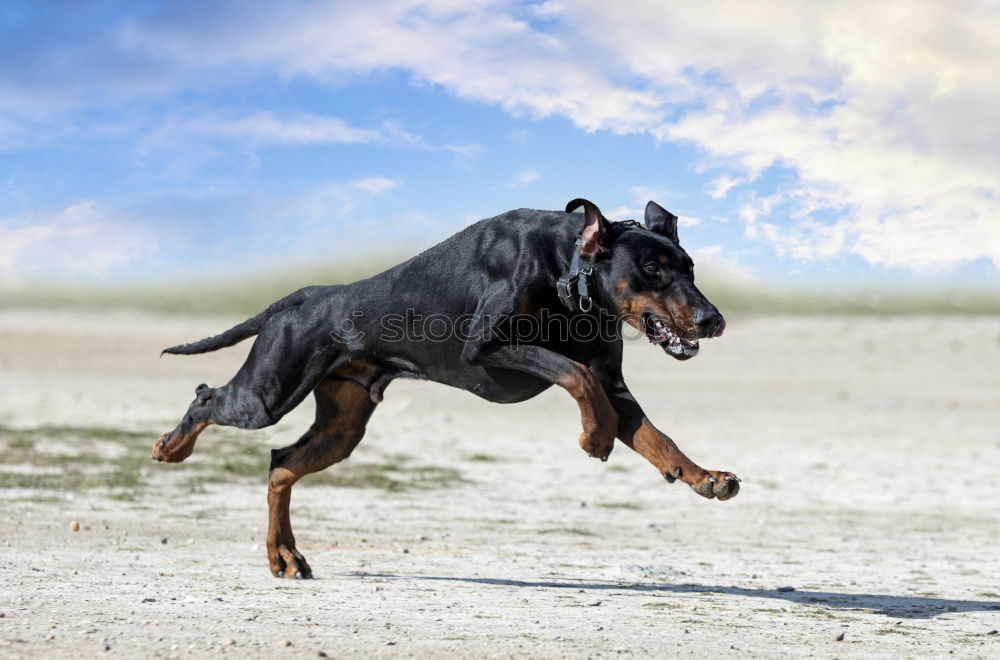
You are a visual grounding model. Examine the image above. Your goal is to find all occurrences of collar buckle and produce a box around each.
[556,248,595,313]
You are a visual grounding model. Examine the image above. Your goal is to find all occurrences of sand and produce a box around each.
[1,309,998,658]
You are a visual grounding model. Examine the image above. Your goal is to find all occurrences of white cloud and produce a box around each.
[0,173,405,281]
[706,175,740,200]
[629,186,672,205]
[170,112,482,161]
[280,176,403,228]
[577,0,1000,270]
[350,176,401,194]
[607,186,701,229]
[690,244,757,284]
[531,1,567,20]
[182,112,381,145]
[498,169,539,189]
[379,121,484,164]
[113,2,665,134]
[604,206,642,222]
[0,202,155,282]
[605,206,701,230]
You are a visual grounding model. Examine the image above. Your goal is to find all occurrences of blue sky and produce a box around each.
[1,1,998,287]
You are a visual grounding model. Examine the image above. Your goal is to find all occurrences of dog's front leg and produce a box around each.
[622,416,740,500]
[595,377,740,500]
[469,344,618,461]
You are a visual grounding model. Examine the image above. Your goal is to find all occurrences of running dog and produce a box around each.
[154,198,738,578]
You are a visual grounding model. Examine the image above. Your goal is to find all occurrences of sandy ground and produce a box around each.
[1,308,999,658]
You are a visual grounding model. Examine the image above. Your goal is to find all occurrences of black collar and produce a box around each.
[556,219,645,313]
[556,239,596,312]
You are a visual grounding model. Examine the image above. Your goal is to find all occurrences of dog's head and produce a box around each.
[566,198,725,360]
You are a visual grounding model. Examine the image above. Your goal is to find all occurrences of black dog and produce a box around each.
[154,198,738,578]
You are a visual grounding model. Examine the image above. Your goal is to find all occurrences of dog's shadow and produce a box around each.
[351,573,1000,620]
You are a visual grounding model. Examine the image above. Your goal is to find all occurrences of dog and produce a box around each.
[154,198,738,578]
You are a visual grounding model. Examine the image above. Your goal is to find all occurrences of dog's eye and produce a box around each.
[643,262,659,274]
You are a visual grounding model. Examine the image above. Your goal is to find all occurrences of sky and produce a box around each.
[1,0,998,288]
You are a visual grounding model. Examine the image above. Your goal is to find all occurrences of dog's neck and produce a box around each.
[555,218,645,314]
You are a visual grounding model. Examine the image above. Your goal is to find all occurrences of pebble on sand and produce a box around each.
[70,521,80,532]
[835,632,845,641]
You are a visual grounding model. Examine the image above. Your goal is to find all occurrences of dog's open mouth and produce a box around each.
[642,313,699,359]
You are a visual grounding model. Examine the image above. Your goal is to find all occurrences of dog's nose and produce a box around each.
[694,308,725,338]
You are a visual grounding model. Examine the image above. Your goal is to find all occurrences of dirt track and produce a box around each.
[1,309,999,658]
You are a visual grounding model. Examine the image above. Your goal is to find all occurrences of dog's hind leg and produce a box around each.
[153,314,343,463]
[266,377,377,578]
[151,373,328,463]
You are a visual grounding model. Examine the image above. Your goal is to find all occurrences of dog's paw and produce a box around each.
[579,431,614,462]
[152,428,195,463]
[578,405,618,462]
[152,421,211,463]
[269,543,313,579]
[689,470,741,501]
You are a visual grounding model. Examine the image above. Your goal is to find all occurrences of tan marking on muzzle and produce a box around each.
[615,279,697,339]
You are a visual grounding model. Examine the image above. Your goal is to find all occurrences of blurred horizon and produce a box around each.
[4,252,1000,317]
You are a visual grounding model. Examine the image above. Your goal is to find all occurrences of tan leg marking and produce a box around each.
[619,418,739,500]
[555,361,619,461]
[267,379,375,578]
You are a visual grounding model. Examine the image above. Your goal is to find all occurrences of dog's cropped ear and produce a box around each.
[566,198,609,258]
[644,200,679,243]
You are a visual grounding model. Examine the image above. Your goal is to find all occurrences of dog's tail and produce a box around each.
[161,286,319,356]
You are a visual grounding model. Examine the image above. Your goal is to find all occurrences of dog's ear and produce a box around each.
[565,198,609,258]
[644,200,679,243]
